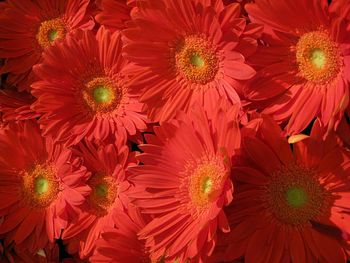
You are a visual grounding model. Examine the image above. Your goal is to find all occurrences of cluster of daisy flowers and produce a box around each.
[0,0,350,262]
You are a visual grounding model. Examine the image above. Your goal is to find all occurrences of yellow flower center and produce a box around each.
[36,18,66,48]
[266,164,331,225]
[295,30,342,84]
[173,35,219,85]
[88,174,118,216]
[180,154,228,217]
[21,164,59,207]
[82,77,125,114]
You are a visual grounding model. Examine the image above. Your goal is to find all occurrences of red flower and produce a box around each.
[128,102,241,262]
[244,0,350,135]
[219,117,350,263]
[62,136,133,259]
[122,0,261,122]
[90,204,155,262]
[0,120,89,253]
[32,27,148,146]
[0,0,94,91]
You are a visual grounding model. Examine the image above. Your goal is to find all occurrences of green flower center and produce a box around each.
[34,178,49,195]
[310,48,326,69]
[36,18,66,48]
[267,165,331,225]
[48,29,58,43]
[190,54,205,68]
[286,187,307,207]
[295,30,342,84]
[95,183,108,197]
[174,35,219,85]
[93,86,112,103]
[202,177,213,194]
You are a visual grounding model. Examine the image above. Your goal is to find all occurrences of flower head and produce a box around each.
[244,0,350,135]
[0,0,94,91]
[122,0,261,122]
[0,120,89,253]
[128,101,241,262]
[62,136,134,259]
[219,117,350,262]
[32,27,148,146]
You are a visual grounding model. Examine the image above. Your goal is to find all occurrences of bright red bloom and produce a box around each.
[0,88,39,123]
[0,120,90,253]
[122,0,261,122]
[95,0,137,31]
[62,136,133,259]
[32,27,148,146]
[90,204,155,263]
[244,0,350,135]
[0,0,94,91]
[128,102,241,262]
[219,117,350,263]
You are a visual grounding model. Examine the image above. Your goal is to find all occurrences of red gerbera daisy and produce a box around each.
[244,0,350,135]
[0,88,39,123]
[122,0,262,122]
[128,102,241,262]
[62,136,133,259]
[90,204,156,263]
[0,0,94,91]
[0,120,90,253]
[95,0,138,31]
[32,27,148,146]
[219,117,350,263]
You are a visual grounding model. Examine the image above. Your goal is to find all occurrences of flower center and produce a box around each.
[180,154,228,217]
[189,163,224,206]
[93,86,112,103]
[173,35,219,85]
[82,77,124,113]
[35,178,49,195]
[202,176,213,194]
[88,174,118,216]
[266,164,331,225]
[295,30,342,84]
[21,164,59,207]
[286,187,307,207]
[36,18,66,48]
[190,54,205,68]
[48,30,58,42]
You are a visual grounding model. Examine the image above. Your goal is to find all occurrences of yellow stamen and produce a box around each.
[36,18,66,48]
[180,154,228,217]
[21,164,59,207]
[82,77,124,114]
[296,30,342,84]
[88,174,118,216]
[266,164,331,225]
[173,36,219,85]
